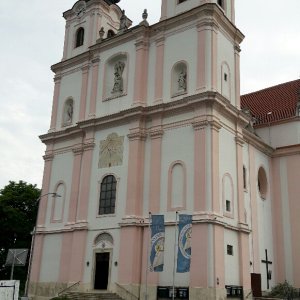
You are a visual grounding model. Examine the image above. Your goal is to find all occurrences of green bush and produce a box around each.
[269,280,298,299]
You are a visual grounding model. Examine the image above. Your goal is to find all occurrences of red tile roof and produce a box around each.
[241,79,300,126]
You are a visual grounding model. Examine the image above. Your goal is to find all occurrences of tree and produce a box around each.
[0,181,40,292]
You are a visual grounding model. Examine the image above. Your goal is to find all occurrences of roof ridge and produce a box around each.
[241,79,300,97]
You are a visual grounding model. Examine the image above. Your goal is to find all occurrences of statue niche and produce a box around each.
[112,61,125,94]
[172,61,188,97]
[63,98,74,126]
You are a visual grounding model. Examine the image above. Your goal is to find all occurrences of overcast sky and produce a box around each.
[0,0,299,189]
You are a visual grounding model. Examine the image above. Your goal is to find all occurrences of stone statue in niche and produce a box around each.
[64,101,73,125]
[178,69,187,91]
[112,61,125,94]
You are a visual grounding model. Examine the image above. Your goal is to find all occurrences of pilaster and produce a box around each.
[49,75,62,132]
[79,64,90,121]
[76,138,95,224]
[88,56,100,118]
[133,37,149,106]
[154,35,165,104]
[235,134,251,290]
[192,119,208,211]
[126,122,147,216]
[234,44,241,108]
[66,146,83,225]
[149,117,164,213]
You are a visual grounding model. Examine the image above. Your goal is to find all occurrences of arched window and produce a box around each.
[99,175,117,215]
[75,27,84,48]
[107,30,115,38]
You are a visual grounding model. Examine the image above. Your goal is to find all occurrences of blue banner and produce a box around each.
[176,214,192,273]
[150,215,165,272]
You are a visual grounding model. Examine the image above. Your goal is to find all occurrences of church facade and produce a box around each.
[29,0,300,299]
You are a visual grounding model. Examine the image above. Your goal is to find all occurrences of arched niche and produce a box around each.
[103,53,128,100]
[50,182,66,223]
[221,61,231,101]
[62,98,74,126]
[171,61,188,97]
[222,173,234,218]
[167,161,187,211]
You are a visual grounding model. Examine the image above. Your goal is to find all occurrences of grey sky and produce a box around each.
[0,0,299,189]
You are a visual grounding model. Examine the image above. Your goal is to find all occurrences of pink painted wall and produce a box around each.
[190,224,209,286]
[119,227,143,284]
[271,158,285,282]
[286,156,300,286]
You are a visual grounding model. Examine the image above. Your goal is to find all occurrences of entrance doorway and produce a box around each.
[251,273,262,297]
[94,252,110,290]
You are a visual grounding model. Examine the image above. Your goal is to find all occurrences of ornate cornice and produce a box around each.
[43,153,54,161]
[149,129,164,139]
[127,130,147,141]
[192,119,209,130]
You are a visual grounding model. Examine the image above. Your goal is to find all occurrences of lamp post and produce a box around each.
[22,192,61,300]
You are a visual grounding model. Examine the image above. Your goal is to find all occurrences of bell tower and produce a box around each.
[161,0,235,24]
[61,0,131,60]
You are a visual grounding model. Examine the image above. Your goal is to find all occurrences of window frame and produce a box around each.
[75,27,85,48]
[227,244,234,256]
[98,175,117,216]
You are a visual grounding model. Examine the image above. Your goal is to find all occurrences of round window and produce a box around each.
[257,167,268,199]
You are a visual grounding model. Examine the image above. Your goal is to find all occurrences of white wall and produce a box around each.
[39,234,62,282]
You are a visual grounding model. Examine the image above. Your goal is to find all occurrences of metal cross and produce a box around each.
[261,249,272,289]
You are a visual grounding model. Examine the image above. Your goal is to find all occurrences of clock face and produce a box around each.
[99,133,124,168]
[74,1,86,18]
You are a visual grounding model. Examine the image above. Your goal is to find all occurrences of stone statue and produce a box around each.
[112,61,125,93]
[178,69,187,91]
[64,101,73,125]
[119,10,128,31]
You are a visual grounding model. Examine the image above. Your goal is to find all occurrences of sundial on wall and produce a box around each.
[99,133,124,168]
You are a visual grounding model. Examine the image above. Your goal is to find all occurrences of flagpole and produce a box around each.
[172,211,178,300]
[145,212,151,300]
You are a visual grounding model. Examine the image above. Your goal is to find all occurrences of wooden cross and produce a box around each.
[261,249,272,289]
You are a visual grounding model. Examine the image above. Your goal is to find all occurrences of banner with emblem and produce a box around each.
[176,214,192,273]
[150,215,165,272]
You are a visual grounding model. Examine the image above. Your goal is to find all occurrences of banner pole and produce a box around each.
[145,212,151,300]
[172,211,178,300]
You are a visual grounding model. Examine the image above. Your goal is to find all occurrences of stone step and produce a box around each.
[60,291,124,300]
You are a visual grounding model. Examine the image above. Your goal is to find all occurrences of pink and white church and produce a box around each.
[29,0,300,299]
